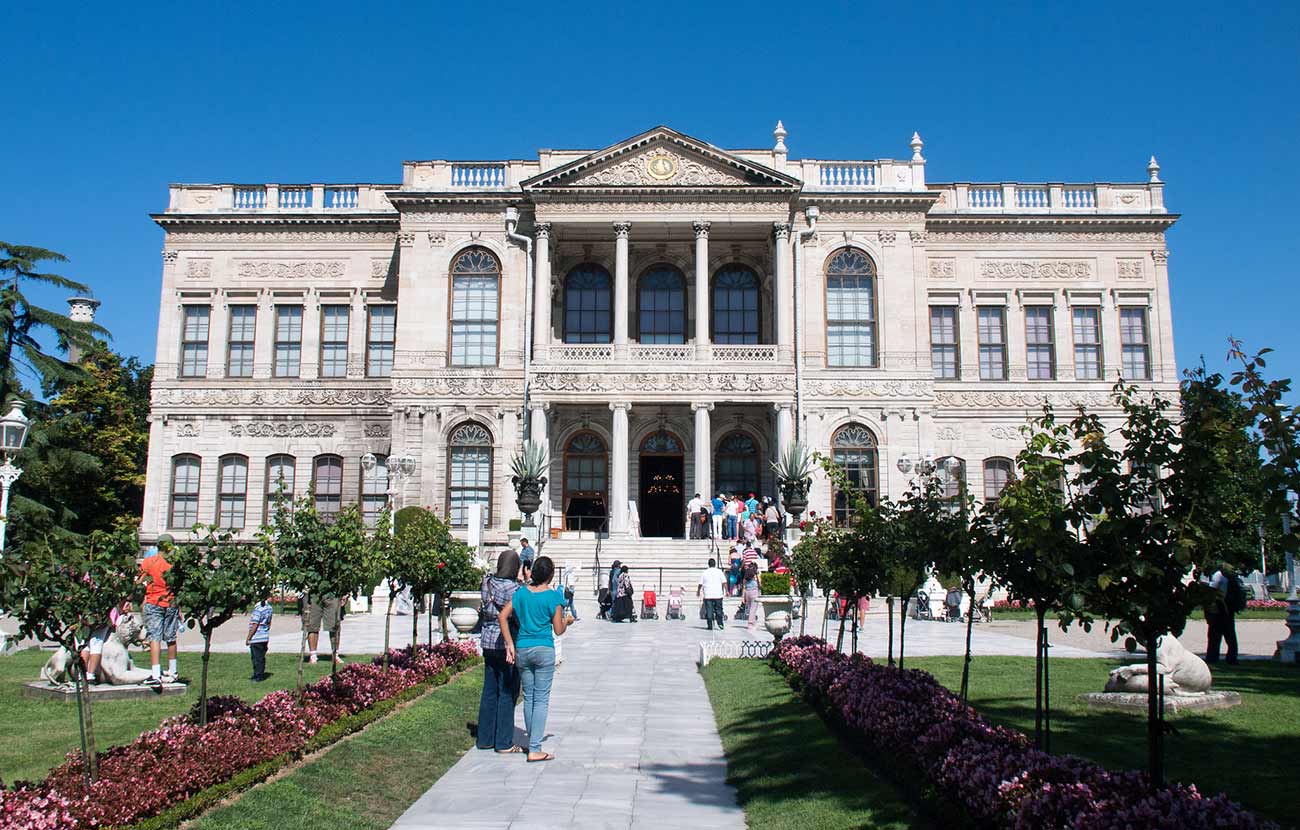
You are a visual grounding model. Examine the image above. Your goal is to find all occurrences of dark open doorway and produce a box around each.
[638,454,684,538]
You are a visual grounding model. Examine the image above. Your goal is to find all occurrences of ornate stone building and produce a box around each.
[142,124,1177,545]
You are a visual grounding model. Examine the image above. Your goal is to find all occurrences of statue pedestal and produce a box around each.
[23,680,189,701]
[1273,594,1300,664]
[1078,690,1242,714]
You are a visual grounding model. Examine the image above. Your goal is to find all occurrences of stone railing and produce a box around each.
[402,159,539,191]
[547,344,614,363]
[168,184,398,213]
[929,182,1164,214]
[629,344,694,363]
[544,343,781,366]
[799,158,926,192]
[712,344,778,363]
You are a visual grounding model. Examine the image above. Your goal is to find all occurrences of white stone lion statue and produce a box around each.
[1104,633,1213,696]
[41,614,155,687]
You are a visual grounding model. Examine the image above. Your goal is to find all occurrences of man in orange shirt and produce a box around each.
[138,536,180,684]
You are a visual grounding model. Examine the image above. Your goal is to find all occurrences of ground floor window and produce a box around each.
[831,424,878,525]
[715,431,760,498]
[448,423,492,528]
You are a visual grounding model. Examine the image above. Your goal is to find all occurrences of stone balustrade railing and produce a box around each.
[168,183,399,213]
[928,181,1165,214]
[544,343,780,365]
[798,158,926,192]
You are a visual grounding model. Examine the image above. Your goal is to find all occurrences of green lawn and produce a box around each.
[192,665,481,830]
[0,648,360,784]
[701,659,922,830]
[990,608,1289,621]
[905,655,1298,828]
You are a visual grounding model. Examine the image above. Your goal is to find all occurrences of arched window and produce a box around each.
[825,249,877,367]
[217,454,249,529]
[937,456,967,512]
[637,266,686,344]
[264,454,296,522]
[640,430,683,454]
[564,264,613,343]
[831,424,878,525]
[715,431,760,498]
[169,454,201,529]
[448,422,492,528]
[564,431,608,532]
[712,266,760,344]
[312,455,344,521]
[450,247,500,366]
[983,458,1014,501]
[361,454,389,527]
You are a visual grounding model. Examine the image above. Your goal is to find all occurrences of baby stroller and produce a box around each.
[597,587,612,619]
[666,586,685,620]
[640,590,659,620]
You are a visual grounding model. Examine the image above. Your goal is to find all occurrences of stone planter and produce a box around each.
[779,478,809,522]
[758,594,794,641]
[512,475,545,526]
[448,590,483,640]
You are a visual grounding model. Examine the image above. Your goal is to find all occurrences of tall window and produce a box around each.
[320,305,349,378]
[930,306,959,380]
[180,306,210,377]
[169,454,201,529]
[450,248,500,366]
[274,305,303,377]
[637,266,686,343]
[1120,307,1151,380]
[226,305,256,378]
[361,454,389,527]
[564,264,613,343]
[448,423,492,528]
[366,305,396,377]
[1072,307,1103,380]
[712,266,761,344]
[983,458,1014,501]
[825,249,877,366]
[312,455,344,521]
[264,454,296,522]
[1025,306,1056,380]
[977,306,1007,380]
[715,432,760,497]
[831,424,878,525]
[937,457,967,510]
[217,455,248,529]
[564,431,607,531]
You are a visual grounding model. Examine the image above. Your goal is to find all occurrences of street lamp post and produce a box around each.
[0,400,31,554]
[362,452,418,523]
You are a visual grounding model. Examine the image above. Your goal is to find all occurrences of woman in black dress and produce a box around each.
[611,564,637,622]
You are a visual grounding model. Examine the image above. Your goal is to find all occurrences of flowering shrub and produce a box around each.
[1245,599,1288,611]
[0,640,478,829]
[773,636,1276,830]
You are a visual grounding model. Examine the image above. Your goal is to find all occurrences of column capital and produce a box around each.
[535,222,552,240]
[613,221,632,238]
[1152,249,1169,264]
[527,400,550,412]
[772,222,790,241]
[161,249,179,263]
[772,401,795,413]
[691,402,715,412]
[693,220,711,239]
[609,401,632,412]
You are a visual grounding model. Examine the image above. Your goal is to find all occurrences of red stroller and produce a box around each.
[640,590,659,620]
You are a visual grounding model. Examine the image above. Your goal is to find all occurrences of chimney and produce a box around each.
[67,297,100,363]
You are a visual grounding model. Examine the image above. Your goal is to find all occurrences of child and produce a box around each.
[246,596,273,681]
[138,537,179,685]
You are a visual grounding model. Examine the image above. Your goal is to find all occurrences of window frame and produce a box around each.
[319,304,350,378]
[1071,306,1104,380]
[225,304,256,378]
[448,247,501,367]
[312,454,344,521]
[1024,305,1057,381]
[977,305,1008,381]
[635,264,688,344]
[823,249,878,368]
[216,454,249,529]
[360,453,389,527]
[929,305,960,380]
[563,263,614,344]
[830,423,879,526]
[179,305,211,378]
[264,454,296,523]
[168,453,202,529]
[1120,306,1152,380]
[710,265,762,345]
[983,457,1014,502]
[714,430,762,499]
[447,422,493,528]
[273,304,303,378]
[366,304,396,377]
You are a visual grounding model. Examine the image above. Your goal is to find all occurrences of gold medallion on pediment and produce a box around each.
[645,151,677,181]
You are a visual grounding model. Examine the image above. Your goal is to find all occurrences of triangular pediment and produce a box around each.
[522,126,800,190]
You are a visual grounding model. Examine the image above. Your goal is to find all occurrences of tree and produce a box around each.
[395,508,479,642]
[166,525,278,725]
[889,473,960,670]
[0,243,104,405]
[0,530,139,783]
[786,518,829,637]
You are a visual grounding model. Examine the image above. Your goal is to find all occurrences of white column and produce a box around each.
[529,401,550,518]
[693,221,710,358]
[613,222,630,357]
[693,402,713,502]
[775,402,794,455]
[610,402,631,534]
[774,223,793,361]
[533,223,552,361]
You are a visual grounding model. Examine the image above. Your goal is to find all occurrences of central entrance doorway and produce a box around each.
[638,430,685,538]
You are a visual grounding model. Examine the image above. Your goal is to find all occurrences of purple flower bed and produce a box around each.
[773,636,1276,830]
[0,641,478,829]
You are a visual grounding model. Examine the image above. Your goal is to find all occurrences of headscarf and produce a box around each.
[608,560,621,596]
[495,550,521,581]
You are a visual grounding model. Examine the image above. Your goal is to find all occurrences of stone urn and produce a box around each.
[758,594,794,642]
[778,477,809,522]
[512,475,545,526]
[448,590,483,640]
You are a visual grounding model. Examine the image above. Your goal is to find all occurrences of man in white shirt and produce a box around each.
[686,493,704,539]
[698,557,727,630]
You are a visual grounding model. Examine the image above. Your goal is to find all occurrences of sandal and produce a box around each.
[495,746,525,754]
[526,752,555,763]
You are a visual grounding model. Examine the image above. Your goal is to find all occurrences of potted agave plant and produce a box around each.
[511,441,549,527]
[771,440,813,522]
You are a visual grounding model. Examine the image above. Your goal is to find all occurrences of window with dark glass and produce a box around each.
[1025,306,1056,380]
[831,424,878,525]
[983,458,1014,501]
[825,249,876,366]
[274,305,302,377]
[366,306,396,377]
[451,248,500,366]
[361,454,388,527]
[715,432,760,497]
[180,306,210,377]
[448,423,492,528]
[313,455,344,520]
[637,266,686,344]
[320,305,349,378]
[226,305,256,378]
[930,306,959,379]
[977,306,1008,380]
[169,454,201,529]
[264,454,295,522]
[1072,307,1103,380]
[1120,307,1151,380]
[563,264,613,344]
[217,455,248,529]
[937,456,967,511]
[711,266,760,344]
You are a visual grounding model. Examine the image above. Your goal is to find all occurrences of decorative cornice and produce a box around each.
[153,386,390,408]
[925,214,1179,233]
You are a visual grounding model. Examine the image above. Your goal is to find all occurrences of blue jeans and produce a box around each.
[725,515,737,539]
[516,645,556,753]
[477,649,519,750]
[565,591,578,620]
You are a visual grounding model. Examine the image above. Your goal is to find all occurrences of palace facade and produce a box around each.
[141,124,1178,544]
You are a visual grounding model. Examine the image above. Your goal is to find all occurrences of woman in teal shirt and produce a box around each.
[499,555,572,762]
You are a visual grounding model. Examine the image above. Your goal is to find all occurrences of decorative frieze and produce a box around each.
[1116,258,1144,279]
[235,260,346,280]
[936,390,1118,409]
[371,258,392,278]
[815,210,927,223]
[537,201,785,216]
[935,425,961,441]
[531,372,793,394]
[878,231,896,245]
[570,146,749,187]
[230,421,337,437]
[989,424,1022,440]
[185,259,211,279]
[174,422,200,437]
[928,259,956,279]
[364,422,391,438]
[977,260,1092,280]
[167,230,395,243]
[803,379,930,398]
[929,231,1165,244]
[154,387,390,407]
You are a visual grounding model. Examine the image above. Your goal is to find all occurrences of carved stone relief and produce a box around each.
[1116,259,1144,279]
[568,146,749,187]
[235,261,346,279]
[230,422,337,437]
[978,260,1092,280]
[168,231,395,243]
[174,422,200,437]
[929,231,1165,244]
[929,259,956,279]
[371,258,392,278]
[185,260,211,279]
[154,387,390,407]
[935,425,961,441]
[990,424,1022,440]
[364,423,391,438]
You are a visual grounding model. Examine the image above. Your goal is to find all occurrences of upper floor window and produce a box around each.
[930,306,959,380]
[831,424,878,526]
[180,306,210,377]
[825,249,877,367]
[264,454,295,522]
[1120,307,1151,380]
[715,431,760,499]
[712,266,760,344]
[983,457,1014,501]
[1072,307,1103,380]
[977,306,1007,380]
[169,454,201,529]
[320,305,350,378]
[226,305,256,378]
[1025,306,1056,380]
[563,264,613,344]
[637,266,686,344]
[274,305,303,378]
[450,248,500,366]
[448,422,492,528]
[217,454,248,529]
[366,305,396,377]
[361,454,389,527]
[312,454,344,521]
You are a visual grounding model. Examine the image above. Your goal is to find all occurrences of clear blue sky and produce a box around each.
[2,1,1297,388]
